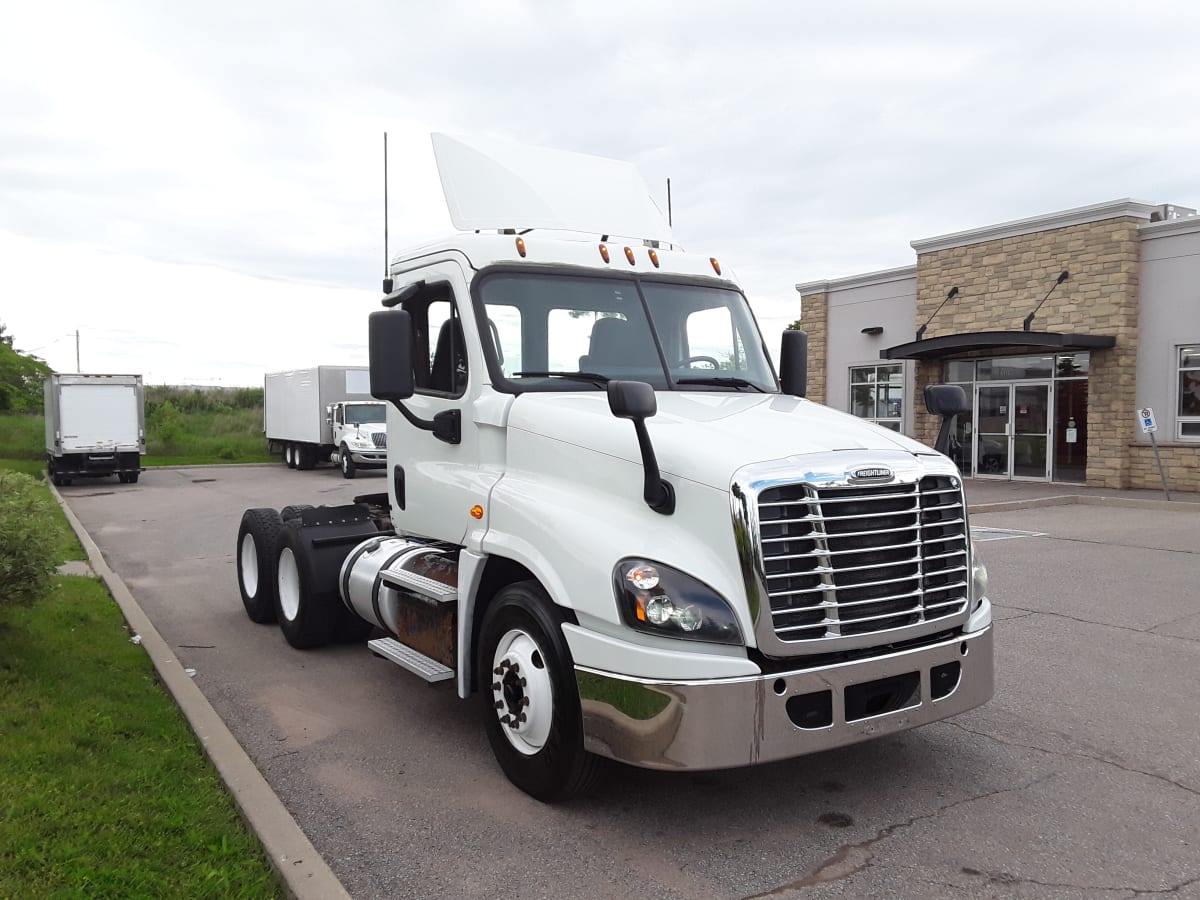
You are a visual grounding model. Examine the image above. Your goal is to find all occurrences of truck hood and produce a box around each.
[506,392,936,490]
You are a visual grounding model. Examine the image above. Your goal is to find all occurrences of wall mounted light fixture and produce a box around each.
[861,326,884,336]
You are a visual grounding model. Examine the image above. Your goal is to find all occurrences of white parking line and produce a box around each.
[970,526,1048,542]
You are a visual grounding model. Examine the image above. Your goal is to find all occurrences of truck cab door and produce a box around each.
[391,262,492,546]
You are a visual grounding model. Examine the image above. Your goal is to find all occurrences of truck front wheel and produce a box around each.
[339,444,356,479]
[477,581,601,802]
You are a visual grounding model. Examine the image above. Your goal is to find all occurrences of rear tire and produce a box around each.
[236,508,285,624]
[339,445,357,479]
[274,527,342,649]
[127,471,139,484]
[297,444,316,470]
[285,443,297,469]
[478,581,601,802]
[280,503,314,525]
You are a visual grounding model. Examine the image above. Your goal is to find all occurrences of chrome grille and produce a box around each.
[371,432,387,449]
[758,475,968,642]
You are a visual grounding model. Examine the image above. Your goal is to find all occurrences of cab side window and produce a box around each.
[407,293,468,397]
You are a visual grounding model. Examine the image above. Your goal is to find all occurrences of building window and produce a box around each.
[850,364,903,431]
[1179,345,1200,440]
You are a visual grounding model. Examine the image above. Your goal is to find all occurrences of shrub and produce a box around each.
[0,471,59,607]
[217,445,238,460]
[150,399,182,447]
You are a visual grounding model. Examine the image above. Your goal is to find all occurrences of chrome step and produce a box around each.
[378,567,457,605]
[368,637,454,683]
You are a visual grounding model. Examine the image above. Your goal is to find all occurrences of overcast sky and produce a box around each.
[3,1,1198,385]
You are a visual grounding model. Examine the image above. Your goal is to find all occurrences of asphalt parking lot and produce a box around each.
[60,465,1200,900]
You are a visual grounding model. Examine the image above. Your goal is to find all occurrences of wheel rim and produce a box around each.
[490,629,554,756]
[240,533,258,598]
[277,547,301,621]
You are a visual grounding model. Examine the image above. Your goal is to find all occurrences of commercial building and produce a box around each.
[796,199,1200,490]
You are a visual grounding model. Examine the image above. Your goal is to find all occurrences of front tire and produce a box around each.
[477,581,601,803]
[236,508,285,624]
[339,445,357,479]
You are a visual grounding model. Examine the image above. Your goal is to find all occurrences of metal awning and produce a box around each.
[881,330,1116,361]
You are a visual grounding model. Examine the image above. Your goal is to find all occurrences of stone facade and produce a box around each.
[1128,444,1200,493]
[796,292,828,405]
[912,217,1143,488]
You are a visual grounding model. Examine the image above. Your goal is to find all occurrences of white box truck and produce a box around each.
[44,373,145,485]
[263,366,388,477]
[235,135,993,802]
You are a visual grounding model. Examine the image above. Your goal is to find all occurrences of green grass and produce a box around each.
[1,407,272,468]
[0,413,43,460]
[144,408,272,464]
[0,579,281,898]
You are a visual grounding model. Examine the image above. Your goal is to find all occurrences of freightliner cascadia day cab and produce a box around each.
[263,366,388,477]
[235,135,993,801]
[44,373,145,485]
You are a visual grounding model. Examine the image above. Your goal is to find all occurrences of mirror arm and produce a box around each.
[631,419,675,515]
[390,401,461,445]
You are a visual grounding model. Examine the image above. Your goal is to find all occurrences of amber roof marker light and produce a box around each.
[648,248,660,268]
[624,246,636,265]
[599,243,610,263]
[515,236,527,257]
[710,257,721,275]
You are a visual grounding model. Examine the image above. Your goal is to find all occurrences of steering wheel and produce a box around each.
[677,355,720,370]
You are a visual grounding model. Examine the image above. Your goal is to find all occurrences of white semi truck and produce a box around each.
[235,135,993,801]
[44,373,145,485]
[263,366,388,477]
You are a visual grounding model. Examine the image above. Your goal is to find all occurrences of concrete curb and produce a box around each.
[49,484,351,900]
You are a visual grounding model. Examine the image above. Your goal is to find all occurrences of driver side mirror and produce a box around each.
[369,310,415,402]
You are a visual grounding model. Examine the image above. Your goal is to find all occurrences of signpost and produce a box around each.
[1138,407,1170,500]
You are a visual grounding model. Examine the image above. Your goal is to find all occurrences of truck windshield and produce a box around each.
[344,404,386,425]
[475,271,778,393]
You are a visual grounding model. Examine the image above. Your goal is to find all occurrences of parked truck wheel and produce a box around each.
[297,444,317,470]
[274,527,342,649]
[127,471,139,484]
[285,443,297,469]
[339,444,357,479]
[236,508,285,624]
[478,581,601,803]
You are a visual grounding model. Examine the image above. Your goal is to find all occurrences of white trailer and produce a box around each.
[44,373,145,485]
[263,366,387,476]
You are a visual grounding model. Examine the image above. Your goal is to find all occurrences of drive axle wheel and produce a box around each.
[478,581,601,802]
[236,508,284,624]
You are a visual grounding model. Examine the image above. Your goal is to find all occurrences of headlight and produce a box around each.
[969,540,988,609]
[613,559,743,645]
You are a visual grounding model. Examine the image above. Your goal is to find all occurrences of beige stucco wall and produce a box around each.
[913,217,1143,488]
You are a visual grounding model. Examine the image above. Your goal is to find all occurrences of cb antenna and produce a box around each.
[382,131,393,294]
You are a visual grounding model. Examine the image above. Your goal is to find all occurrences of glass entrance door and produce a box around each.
[975,385,1011,477]
[973,383,1051,479]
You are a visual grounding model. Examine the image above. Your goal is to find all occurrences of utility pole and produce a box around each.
[75,329,81,373]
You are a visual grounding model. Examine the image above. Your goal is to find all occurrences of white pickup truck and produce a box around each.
[235,135,993,801]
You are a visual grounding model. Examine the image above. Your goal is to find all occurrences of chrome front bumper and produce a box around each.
[575,625,993,770]
[348,449,387,466]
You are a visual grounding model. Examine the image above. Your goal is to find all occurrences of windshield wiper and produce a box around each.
[675,376,766,393]
[514,370,610,387]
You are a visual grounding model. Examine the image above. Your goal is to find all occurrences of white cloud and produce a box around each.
[2,0,1198,383]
